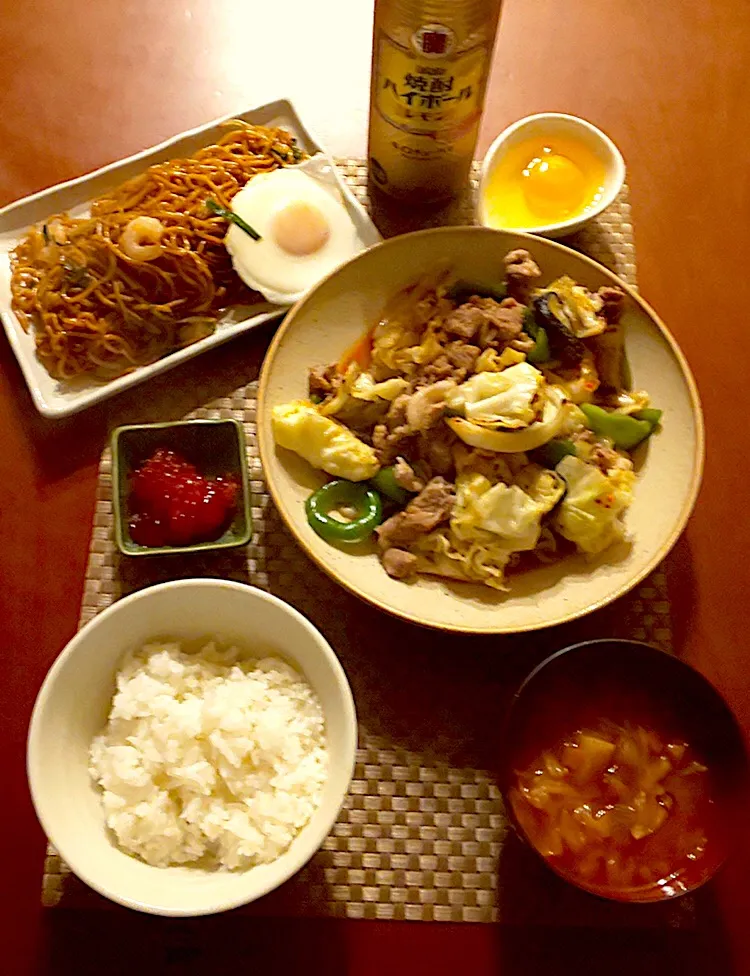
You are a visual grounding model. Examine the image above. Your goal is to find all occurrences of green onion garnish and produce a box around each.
[205,199,261,241]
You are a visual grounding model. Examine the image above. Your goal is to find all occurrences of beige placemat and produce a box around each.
[43,161,688,927]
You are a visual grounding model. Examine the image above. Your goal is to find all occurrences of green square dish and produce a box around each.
[112,420,252,557]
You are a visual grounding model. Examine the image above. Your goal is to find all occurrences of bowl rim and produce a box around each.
[477,112,626,236]
[504,638,745,737]
[498,637,748,902]
[257,224,705,634]
[26,577,358,916]
[111,418,253,557]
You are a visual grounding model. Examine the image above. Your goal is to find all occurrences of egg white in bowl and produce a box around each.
[226,155,369,305]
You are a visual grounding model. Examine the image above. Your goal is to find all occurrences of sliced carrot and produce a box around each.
[337,326,375,375]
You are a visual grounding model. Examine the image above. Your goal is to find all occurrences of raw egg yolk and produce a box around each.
[522,151,587,219]
[272,201,330,256]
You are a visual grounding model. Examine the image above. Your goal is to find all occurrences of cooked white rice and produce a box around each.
[89,640,328,870]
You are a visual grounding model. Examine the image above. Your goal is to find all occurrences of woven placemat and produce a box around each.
[42,161,688,927]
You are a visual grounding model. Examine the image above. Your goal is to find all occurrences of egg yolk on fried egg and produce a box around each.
[482,135,607,230]
[225,166,361,305]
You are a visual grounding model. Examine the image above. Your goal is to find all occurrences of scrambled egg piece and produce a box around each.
[271,400,380,482]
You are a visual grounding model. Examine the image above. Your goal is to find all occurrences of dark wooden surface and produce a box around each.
[2,1,749,972]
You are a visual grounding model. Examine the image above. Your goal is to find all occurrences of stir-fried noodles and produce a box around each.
[10,122,305,379]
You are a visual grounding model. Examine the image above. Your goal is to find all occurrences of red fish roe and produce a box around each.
[129,448,239,547]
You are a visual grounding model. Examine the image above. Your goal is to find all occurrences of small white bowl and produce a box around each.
[27,579,357,916]
[477,113,625,238]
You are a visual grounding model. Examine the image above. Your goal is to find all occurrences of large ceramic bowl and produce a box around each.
[27,579,357,916]
[257,227,703,634]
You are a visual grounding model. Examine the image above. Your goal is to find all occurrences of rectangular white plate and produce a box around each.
[0,99,381,418]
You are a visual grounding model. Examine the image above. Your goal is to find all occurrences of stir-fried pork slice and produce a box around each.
[503,248,541,302]
[373,423,414,466]
[417,422,456,478]
[597,285,625,324]
[309,364,339,400]
[332,397,389,435]
[444,296,525,351]
[375,477,455,550]
[382,548,419,580]
[589,442,625,474]
[393,457,425,493]
[416,356,460,385]
[386,393,409,428]
[373,381,455,464]
[444,341,480,372]
[443,302,486,340]
[476,297,526,349]
[405,380,455,431]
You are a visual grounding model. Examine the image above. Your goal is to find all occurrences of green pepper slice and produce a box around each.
[633,407,663,427]
[526,326,550,364]
[447,280,507,305]
[305,480,383,544]
[580,403,655,450]
[371,466,409,504]
[533,438,577,468]
[522,306,551,363]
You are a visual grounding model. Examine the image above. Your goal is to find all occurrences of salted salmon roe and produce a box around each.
[128,448,239,547]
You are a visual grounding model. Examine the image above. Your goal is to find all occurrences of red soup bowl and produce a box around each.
[499,639,749,902]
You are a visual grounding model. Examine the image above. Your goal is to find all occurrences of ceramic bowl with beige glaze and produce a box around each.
[258,227,703,634]
[27,579,357,916]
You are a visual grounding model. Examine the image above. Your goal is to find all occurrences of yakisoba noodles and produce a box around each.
[10,122,306,380]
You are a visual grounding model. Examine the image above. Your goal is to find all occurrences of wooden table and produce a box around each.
[2,1,749,972]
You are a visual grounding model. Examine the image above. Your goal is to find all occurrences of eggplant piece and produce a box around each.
[538,276,607,338]
[531,293,586,368]
[589,323,632,392]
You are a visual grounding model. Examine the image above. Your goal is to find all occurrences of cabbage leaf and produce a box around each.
[446,363,544,429]
[553,455,635,554]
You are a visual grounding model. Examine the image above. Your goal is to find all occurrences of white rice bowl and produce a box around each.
[89,641,328,870]
[27,579,357,916]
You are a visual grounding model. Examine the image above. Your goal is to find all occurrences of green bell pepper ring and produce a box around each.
[306,480,383,544]
[580,403,656,450]
[370,466,409,504]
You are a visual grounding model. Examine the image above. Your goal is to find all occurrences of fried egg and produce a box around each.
[226,158,363,305]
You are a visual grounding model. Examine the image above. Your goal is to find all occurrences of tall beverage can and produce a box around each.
[368,0,503,204]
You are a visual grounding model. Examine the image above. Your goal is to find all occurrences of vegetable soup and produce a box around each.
[510,721,718,895]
